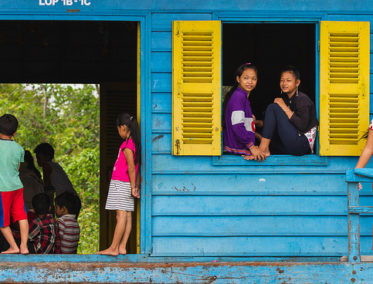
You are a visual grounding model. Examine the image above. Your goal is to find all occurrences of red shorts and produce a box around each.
[0,188,27,227]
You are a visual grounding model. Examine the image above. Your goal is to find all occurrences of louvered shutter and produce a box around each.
[172,21,221,156]
[319,21,370,156]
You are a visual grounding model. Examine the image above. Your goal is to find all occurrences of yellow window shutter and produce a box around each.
[319,21,370,156]
[172,21,221,156]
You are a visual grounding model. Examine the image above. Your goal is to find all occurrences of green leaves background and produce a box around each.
[0,84,99,254]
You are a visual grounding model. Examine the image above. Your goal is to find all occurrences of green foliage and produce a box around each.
[0,84,100,254]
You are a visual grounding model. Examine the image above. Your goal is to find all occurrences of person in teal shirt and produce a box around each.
[0,114,29,254]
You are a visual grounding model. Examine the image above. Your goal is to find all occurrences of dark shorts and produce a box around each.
[0,188,27,227]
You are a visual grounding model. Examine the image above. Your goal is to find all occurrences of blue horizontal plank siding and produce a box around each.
[151,52,171,73]
[152,32,172,51]
[153,216,349,236]
[151,13,212,31]
[151,73,171,93]
[152,236,348,256]
[152,113,171,133]
[152,173,346,195]
[154,216,373,236]
[152,196,351,216]
[152,236,373,256]
[152,93,171,113]
[152,134,172,153]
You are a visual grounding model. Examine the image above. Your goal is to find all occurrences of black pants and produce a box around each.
[262,103,310,156]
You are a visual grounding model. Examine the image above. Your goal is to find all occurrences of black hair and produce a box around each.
[24,150,42,179]
[222,63,258,128]
[32,193,51,215]
[116,113,141,165]
[0,114,18,136]
[34,143,55,160]
[55,192,80,215]
[280,65,300,80]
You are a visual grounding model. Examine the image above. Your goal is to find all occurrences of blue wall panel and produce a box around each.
[147,11,373,258]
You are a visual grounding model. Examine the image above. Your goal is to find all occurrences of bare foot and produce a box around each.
[96,248,119,256]
[242,155,255,160]
[1,247,20,254]
[119,248,127,255]
[20,245,29,255]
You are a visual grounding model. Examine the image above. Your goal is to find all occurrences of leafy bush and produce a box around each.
[0,84,100,254]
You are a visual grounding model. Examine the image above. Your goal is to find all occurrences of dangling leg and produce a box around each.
[259,103,279,157]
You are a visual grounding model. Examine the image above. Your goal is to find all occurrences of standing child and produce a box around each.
[98,113,141,256]
[55,192,80,254]
[28,193,60,254]
[223,62,265,161]
[0,114,29,254]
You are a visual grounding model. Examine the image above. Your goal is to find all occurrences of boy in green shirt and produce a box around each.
[0,114,29,254]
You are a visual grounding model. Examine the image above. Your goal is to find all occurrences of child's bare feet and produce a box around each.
[242,155,255,160]
[20,244,29,255]
[118,247,127,255]
[96,248,119,256]
[1,246,20,254]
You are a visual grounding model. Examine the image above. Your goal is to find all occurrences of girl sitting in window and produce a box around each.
[223,63,265,161]
[256,66,318,157]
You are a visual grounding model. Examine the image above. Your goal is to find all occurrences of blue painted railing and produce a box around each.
[346,168,373,262]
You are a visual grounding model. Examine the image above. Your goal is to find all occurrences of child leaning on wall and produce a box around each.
[0,114,29,254]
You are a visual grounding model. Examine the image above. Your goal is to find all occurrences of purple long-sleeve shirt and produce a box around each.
[223,87,256,156]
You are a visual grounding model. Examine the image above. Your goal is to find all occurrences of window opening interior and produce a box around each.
[222,23,316,155]
[0,20,138,254]
[223,23,316,120]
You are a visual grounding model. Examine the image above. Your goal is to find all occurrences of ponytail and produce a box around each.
[116,113,141,165]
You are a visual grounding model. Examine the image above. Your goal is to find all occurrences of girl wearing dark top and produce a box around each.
[257,66,318,157]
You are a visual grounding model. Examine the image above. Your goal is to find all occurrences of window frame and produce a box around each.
[214,12,323,166]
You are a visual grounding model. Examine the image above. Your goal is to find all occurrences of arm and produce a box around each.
[274,98,294,120]
[58,219,65,240]
[356,129,373,168]
[136,172,141,189]
[124,148,139,197]
[55,225,61,254]
[274,97,313,133]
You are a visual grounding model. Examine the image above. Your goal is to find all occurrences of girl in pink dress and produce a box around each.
[98,113,141,256]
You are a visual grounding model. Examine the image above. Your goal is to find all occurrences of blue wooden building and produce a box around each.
[0,0,373,282]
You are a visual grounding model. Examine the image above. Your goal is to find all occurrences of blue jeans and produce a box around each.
[262,103,310,156]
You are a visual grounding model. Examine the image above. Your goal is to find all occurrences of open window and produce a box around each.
[172,20,370,159]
